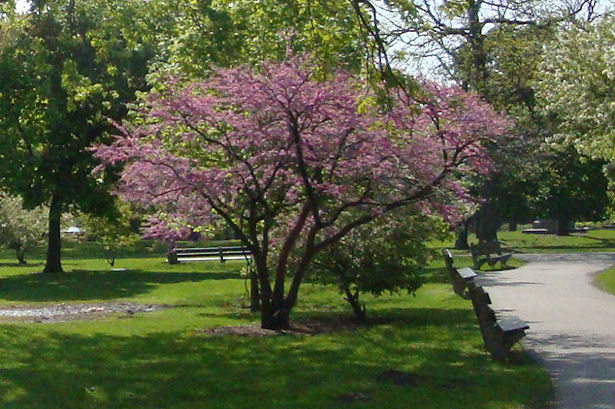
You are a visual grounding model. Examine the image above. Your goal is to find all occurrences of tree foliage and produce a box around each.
[95,57,510,329]
[0,193,47,264]
[307,211,449,321]
[0,0,159,272]
[532,145,608,234]
[537,15,615,164]
[81,201,140,267]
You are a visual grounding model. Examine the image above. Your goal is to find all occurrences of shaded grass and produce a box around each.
[0,243,552,409]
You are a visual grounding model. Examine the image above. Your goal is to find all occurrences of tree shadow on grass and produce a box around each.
[0,308,550,409]
[0,262,44,268]
[0,270,240,303]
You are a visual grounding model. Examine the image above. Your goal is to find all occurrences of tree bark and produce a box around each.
[466,0,489,95]
[454,219,470,250]
[250,267,260,312]
[556,216,571,236]
[474,202,501,244]
[43,193,63,273]
[16,246,26,265]
[260,297,290,330]
[344,286,366,322]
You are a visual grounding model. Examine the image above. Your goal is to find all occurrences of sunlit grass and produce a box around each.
[596,266,615,296]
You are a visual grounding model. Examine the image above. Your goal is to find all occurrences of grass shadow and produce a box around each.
[0,270,240,303]
[0,309,551,409]
[0,262,45,268]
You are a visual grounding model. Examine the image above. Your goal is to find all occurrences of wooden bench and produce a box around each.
[467,283,529,361]
[442,249,477,298]
[167,246,252,264]
[470,241,513,270]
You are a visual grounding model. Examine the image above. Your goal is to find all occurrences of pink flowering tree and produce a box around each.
[95,57,510,329]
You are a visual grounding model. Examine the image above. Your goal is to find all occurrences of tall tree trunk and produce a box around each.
[43,193,63,273]
[474,202,501,244]
[454,219,470,250]
[466,0,489,95]
[556,215,571,236]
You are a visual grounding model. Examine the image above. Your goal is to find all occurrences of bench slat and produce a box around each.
[496,316,529,332]
[457,267,478,280]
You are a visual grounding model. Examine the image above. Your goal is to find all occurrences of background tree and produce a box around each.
[0,193,47,264]
[0,0,160,272]
[536,15,615,165]
[532,145,609,235]
[95,57,509,329]
[81,201,140,267]
[368,0,602,244]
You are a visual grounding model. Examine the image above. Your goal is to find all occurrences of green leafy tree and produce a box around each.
[533,146,609,235]
[0,193,47,264]
[0,0,158,272]
[156,0,366,80]
[81,201,140,267]
[307,212,449,321]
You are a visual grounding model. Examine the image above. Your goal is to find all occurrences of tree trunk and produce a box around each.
[344,286,366,322]
[260,298,290,330]
[250,267,260,312]
[16,246,26,265]
[556,216,571,236]
[474,203,500,244]
[454,219,470,250]
[466,0,489,95]
[508,219,518,232]
[43,193,63,273]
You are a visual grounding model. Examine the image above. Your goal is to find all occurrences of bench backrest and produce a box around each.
[441,248,455,271]
[468,284,495,323]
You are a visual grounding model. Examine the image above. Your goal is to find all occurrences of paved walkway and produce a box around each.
[478,253,615,409]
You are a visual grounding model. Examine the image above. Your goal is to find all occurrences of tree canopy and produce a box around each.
[537,15,615,164]
[0,0,159,272]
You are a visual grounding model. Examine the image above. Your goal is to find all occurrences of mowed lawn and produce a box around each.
[0,241,552,409]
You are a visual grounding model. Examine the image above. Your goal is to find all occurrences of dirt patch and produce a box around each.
[0,302,167,323]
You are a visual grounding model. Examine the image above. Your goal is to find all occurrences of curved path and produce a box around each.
[478,253,615,409]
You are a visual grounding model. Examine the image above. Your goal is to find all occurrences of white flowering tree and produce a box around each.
[0,193,47,264]
[537,16,615,163]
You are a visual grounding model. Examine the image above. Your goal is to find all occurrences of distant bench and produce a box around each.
[470,241,513,270]
[468,283,529,361]
[442,248,477,298]
[167,246,252,264]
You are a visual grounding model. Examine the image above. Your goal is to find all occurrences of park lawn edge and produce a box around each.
[595,266,615,295]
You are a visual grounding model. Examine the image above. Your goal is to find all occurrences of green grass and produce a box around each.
[0,241,552,409]
[595,266,615,296]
